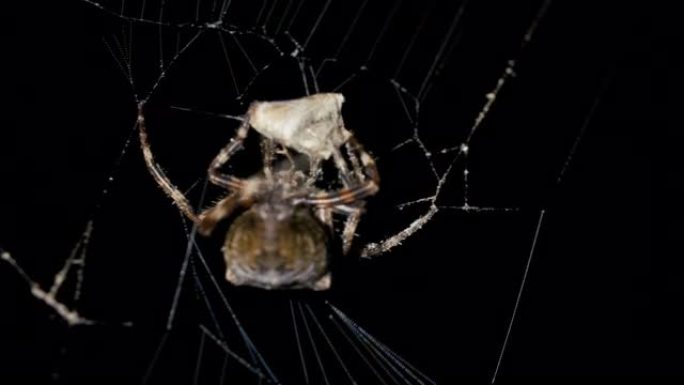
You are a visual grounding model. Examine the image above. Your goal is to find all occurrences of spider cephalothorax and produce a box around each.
[138,93,379,290]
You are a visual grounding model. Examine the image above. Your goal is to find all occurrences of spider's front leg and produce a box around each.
[197,192,244,236]
[137,103,200,224]
[138,101,252,229]
[208,119,251,190]
[309,202,363,255]
[303,136,380,207]
[335,204,364,255]
[305,135,379,254]
[199,116,267,235]
[311,204,360,255]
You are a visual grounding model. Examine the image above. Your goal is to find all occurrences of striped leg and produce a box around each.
[208,119,250,190]
[138,103,200,223]
[303,136,379,206]
[339,205,363,255]
[304,135,379,254]
[197,192,243,236]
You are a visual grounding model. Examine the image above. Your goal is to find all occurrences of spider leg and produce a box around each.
[335,204,363,255]
[303,136,379,206]
[360,205,438,258]
[344,139,366,182]
[314,203,360,255]
[208,119,250,189]
[305,136,378,254]
[197,192,244,236]
[315,206,333,229]
[138,103,200,223]
[275,144,297,172]
[347,136,380,185]
[331,147,353,186]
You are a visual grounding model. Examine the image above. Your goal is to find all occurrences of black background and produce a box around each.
[1,0,680,384]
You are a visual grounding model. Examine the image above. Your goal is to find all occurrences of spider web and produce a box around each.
[1,0,645,383]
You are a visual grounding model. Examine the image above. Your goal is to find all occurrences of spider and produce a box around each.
[137,93,379,290]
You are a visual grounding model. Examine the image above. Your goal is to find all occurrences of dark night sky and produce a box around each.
[1,1,680,384]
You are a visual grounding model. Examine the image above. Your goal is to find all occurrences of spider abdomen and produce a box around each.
[223,206,330,290]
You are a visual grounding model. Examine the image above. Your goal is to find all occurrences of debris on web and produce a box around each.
[1,222,99,327]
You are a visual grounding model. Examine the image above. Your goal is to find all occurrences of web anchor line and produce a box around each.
[491,209,546,384]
